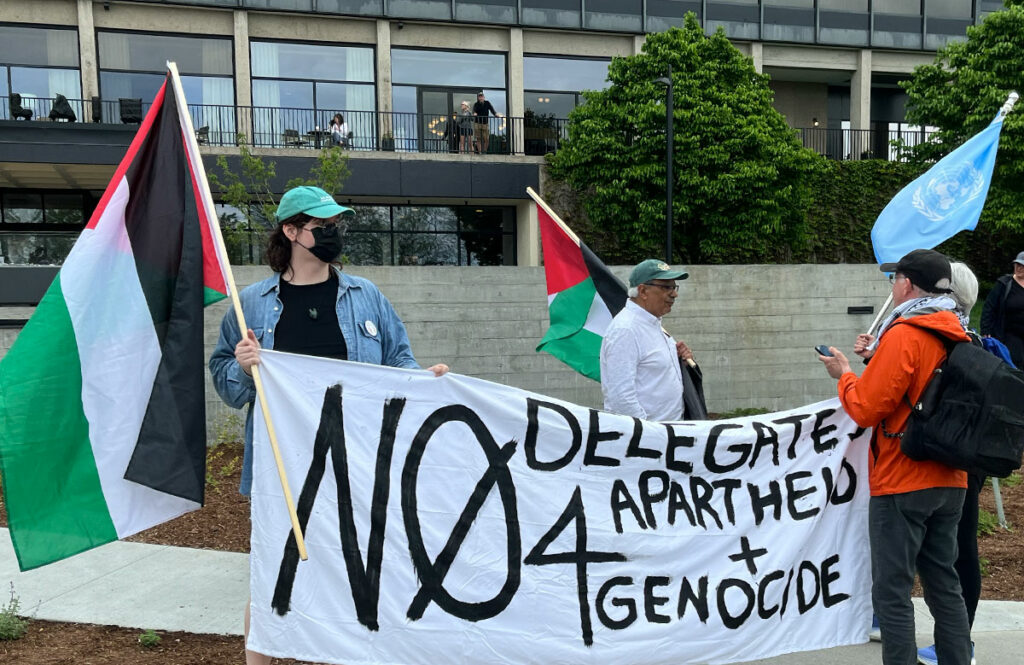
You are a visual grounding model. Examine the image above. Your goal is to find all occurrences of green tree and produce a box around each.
[546,14,819,264]
[901,1,1024,244]
[206,136,351,263]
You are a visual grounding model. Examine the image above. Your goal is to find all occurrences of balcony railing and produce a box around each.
[2,96,571,157]
[798,127,937,161]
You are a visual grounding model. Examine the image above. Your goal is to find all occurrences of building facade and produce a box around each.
[0,0,1000,276]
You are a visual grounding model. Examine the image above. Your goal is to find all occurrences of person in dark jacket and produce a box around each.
[980,250,1024,367]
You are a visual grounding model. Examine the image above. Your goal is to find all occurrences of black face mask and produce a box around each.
[305,224,343,262]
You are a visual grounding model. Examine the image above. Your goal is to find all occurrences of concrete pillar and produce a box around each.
[233,10,253,144]
[516,197,540,266]
[376,19,393,146]
[77,0,99,104]
[750,42,763,74]
[509,27,525,155]
[850,49,872,131]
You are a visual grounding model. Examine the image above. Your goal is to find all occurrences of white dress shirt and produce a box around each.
[599,300,684,421]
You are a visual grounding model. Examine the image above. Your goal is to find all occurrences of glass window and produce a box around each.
[396,206,458,233]
[345,231,394,265]
[0,26,79,67]
[207,203,515,266]
[2,192,42,224]
[389,0,451,19]
[251,40,378,148]
[0,233,77,265]
[927,0,972,18]
[585,0,642,31]
[874,0,920,13]
[764,0,813,6]
[98,32,232,76]
[392,49,506,88]
[525,92,576,119]
[524,57,610,92]
[316,0,386,14]
[455,0,518,23]
[44,194,86,225]
[522,0,582,29]
[820,0,867,8]
[251,42,374,82]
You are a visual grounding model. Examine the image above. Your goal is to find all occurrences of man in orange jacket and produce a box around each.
[819,249,972,665]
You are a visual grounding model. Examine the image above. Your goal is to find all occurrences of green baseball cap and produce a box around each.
[629,258,689,287]
[274,186,353,223]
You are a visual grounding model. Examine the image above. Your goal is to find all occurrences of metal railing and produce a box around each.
[2,96,571,156]
[798,127,937,161]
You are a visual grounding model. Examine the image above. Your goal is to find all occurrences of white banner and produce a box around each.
[250,350,872,665]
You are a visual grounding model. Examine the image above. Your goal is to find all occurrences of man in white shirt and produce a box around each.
[600,259,694,421]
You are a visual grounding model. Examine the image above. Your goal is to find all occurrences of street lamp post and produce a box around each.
[655,65,673,264]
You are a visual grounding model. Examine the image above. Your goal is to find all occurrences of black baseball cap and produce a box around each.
[879,249,953,294]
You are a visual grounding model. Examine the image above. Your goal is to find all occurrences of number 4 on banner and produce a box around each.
[525,487,627,645]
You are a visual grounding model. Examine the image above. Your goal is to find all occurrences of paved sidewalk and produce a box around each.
[3,527,1023,662]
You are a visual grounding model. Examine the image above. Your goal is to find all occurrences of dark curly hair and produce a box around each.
[266,212,314,273]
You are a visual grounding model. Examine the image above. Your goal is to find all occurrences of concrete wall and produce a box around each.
[768,81,829,128]
[0,264,894,442]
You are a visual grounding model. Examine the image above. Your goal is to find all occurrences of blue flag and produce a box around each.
[871,109,1007,264]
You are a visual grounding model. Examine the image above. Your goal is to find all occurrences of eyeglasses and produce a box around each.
[643,282,678,293]
[888,273,906,285]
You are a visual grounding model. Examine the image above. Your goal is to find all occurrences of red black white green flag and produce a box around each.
[0,69,230,570]
[534,196,627,381]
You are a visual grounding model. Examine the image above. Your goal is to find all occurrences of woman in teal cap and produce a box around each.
[209,185,448,665]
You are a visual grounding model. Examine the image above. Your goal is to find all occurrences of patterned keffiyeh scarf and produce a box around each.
[868,295,959,351]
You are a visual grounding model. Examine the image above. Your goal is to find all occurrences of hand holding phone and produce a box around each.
[814,344,834,357]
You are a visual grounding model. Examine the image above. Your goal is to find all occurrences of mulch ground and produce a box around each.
[1,441,1022,664]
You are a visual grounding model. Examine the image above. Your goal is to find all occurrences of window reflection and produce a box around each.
[0,25,82,120]
[251,41,377,149]
[97,31,234,135]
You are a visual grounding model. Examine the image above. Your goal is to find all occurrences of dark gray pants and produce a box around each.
[870,488,971,665]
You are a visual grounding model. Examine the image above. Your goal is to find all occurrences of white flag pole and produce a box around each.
[167,61,308,561]
[866,293,894,337]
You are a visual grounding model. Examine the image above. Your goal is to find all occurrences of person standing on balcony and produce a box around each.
[472,91,500,154]
[459,100,474,153]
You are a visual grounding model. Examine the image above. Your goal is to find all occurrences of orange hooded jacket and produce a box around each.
[837,310,969,496]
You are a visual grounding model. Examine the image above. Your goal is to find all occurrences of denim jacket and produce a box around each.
[209,268,420,494]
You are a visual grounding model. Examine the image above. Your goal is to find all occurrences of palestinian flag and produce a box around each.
[534,197,627,381]
[0,69,230,570]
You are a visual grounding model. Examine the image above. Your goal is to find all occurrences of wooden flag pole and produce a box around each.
[526,186,581,244]
[167,61,308,561]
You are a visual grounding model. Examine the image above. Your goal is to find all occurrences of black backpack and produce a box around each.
[897,330,1024,478]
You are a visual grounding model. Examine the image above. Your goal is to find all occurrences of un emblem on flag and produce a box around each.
[912,163,986,222]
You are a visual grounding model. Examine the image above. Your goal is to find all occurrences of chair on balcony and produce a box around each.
[119,97,143,124]
[48,94,77,122]
[196,125,209,145]
[91,95,102,123]
[9,93,32,120]
[282,129,307,147]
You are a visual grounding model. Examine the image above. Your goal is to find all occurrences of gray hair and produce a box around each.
[949,261,979,315]
[627,285,639,298]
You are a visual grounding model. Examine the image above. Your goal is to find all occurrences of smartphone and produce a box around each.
[814,345,834,357]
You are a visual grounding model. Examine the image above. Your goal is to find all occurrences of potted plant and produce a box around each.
[380,132,395,151]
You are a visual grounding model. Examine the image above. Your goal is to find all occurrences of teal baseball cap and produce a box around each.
[629,258,689,288]
[275,186,353,223]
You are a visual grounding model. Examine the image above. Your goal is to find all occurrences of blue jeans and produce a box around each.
[870,487,971,665]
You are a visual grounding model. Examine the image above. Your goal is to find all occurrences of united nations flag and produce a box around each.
[871,93,1016,265]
